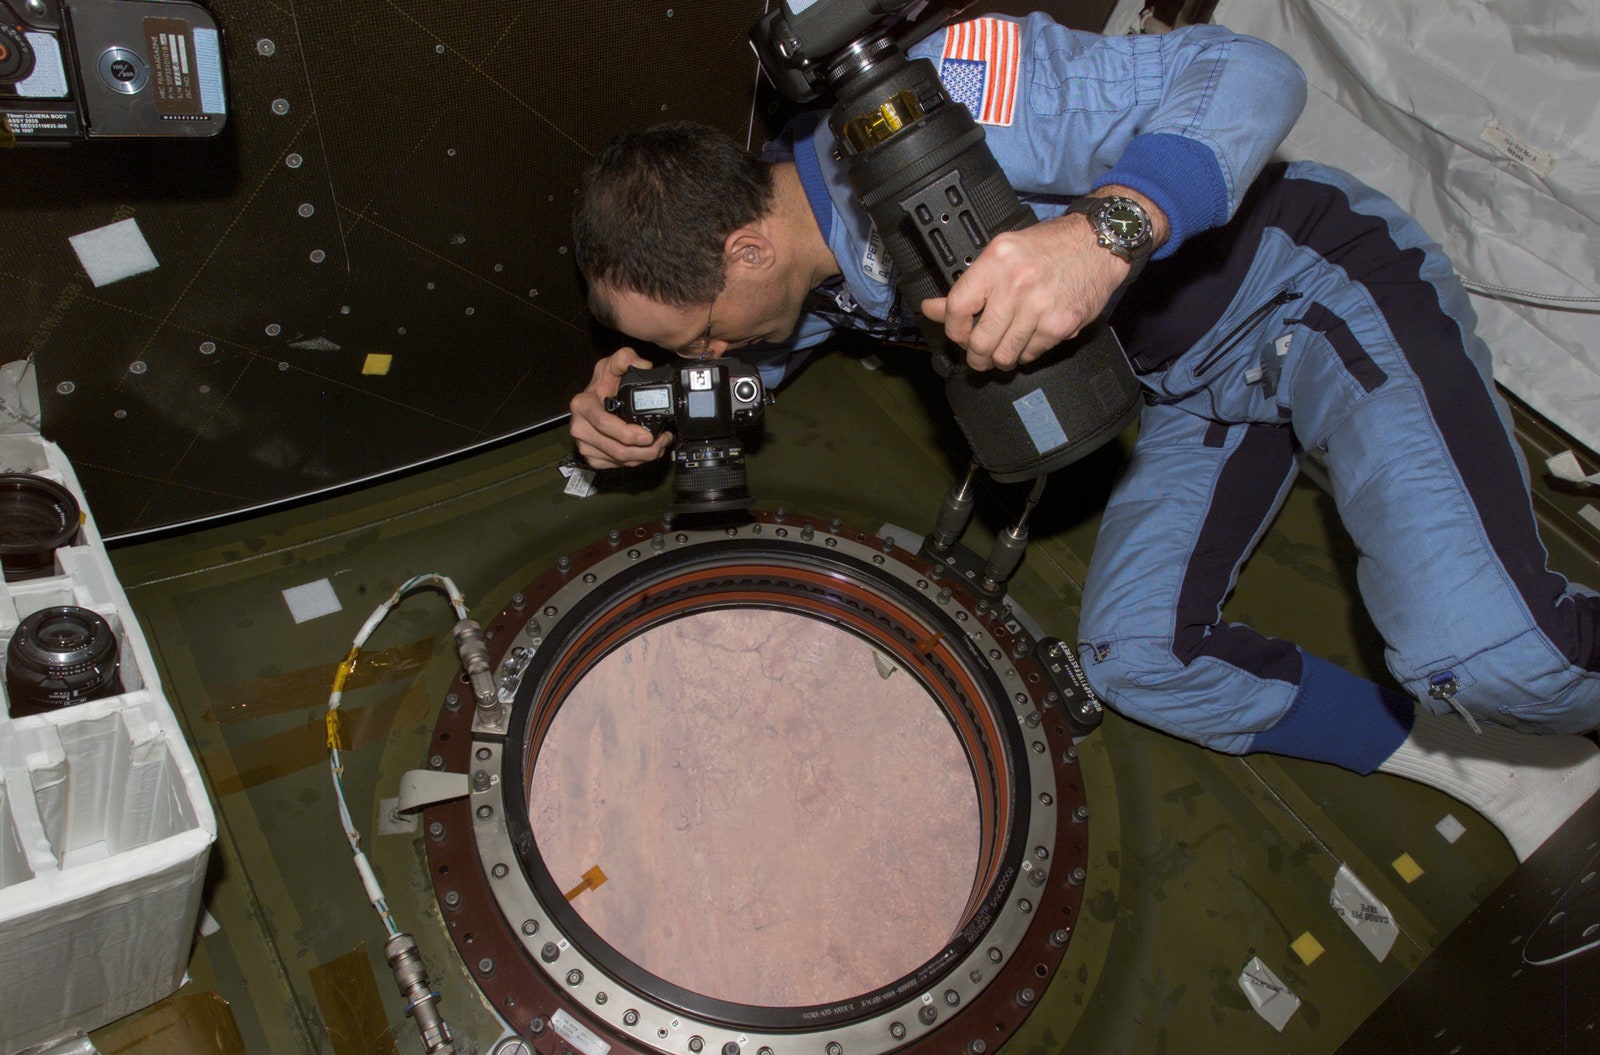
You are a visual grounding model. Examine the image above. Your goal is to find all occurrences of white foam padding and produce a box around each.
[0,434,215,1054]
[67,218,160,288]
[283,577,341,624]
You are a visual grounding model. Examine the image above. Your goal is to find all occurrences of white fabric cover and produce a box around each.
[1210,0,1600,454]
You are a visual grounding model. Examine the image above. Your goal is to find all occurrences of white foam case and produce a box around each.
[0,437,216,1054]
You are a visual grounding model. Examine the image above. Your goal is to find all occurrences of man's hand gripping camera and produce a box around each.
[604,361,767,515]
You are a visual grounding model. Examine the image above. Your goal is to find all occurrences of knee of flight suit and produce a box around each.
[1400,626,1600,735]
[1074,635,1265,754]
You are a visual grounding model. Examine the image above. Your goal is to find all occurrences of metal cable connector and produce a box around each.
[930,460,981,552]
[452,619,497,714]
[980,474,1048,592]
[385,933,456,1054]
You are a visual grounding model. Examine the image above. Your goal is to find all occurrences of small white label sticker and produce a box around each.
[861,226,894,283]
[1546,449,1600,487]
[282,578,340,624]
[1480,119,1557,177]
[1331,863,1399,962]
[562,464,597,497]
[17,33,69,98]
[1238,956,1300,1032]
[68,217,161,288]
[552,1010,611,1055]
[1436,813,1467,844]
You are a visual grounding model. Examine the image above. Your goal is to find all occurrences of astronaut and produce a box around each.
[568,12,1600,860]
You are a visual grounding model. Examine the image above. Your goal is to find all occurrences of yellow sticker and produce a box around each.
[362,353,393,376]
[564,864,608,901]
[1392,852,1424,884]
[1291,931,1325,966]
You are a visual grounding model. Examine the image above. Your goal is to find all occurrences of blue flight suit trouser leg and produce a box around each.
[1076,162,1600,771]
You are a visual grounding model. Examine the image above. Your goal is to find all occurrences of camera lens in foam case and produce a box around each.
[0,472,80,582]
[6,605,123,717]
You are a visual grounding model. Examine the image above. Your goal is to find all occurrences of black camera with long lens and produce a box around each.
[606,360,766,514]
[5,604,123,717]
[752,1,1142,481]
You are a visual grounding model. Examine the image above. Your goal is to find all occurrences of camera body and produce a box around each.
[606,360,766,514]
[751,0,973,104]
[1,0,227,143]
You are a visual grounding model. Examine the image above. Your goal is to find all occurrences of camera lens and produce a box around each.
[5,605,123,718]
[0,473,81,582]
[672,443,753,514]
[0,26,37,85]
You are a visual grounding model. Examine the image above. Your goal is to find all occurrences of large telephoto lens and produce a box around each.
[5,605,123,718]
[825,44,1142,480]
[829,44,1036,305]
[0,473,80,582]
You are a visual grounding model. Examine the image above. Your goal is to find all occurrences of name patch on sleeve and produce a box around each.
[861,226,893,283]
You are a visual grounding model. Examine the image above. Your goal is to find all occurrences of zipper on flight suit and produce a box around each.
[1427,670,1482,733]
[1193,286,1304,378]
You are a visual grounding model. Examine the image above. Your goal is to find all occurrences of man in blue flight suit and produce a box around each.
[568,12,1600,860]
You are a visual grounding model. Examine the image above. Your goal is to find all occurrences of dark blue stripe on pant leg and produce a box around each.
[1281,172,1600,673]
[1112,164,1289,372]
[1297,301,1388,394]
[1172,421,1303,683]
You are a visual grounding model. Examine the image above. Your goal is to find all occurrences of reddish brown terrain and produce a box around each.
[529,608,980,1007]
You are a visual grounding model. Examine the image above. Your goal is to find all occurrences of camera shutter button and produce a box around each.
[98,47,149,94]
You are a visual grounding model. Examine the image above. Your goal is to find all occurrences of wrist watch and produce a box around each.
[1065,194,1154,284]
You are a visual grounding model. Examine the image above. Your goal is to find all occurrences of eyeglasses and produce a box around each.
[674,300,716,360]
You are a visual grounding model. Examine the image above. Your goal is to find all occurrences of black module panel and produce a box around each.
[1336,789,1600,1055]
[1,0,773,536]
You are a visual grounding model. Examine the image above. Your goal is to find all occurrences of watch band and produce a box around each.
[1065,194,1153,285]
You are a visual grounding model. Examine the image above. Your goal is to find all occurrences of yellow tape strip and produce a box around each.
[565,864,609,901]
[308,943,402,1055]
[93,991,247,1054]
[330,648,360,695]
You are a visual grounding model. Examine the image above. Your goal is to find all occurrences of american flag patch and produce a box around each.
[939,17,1021,127]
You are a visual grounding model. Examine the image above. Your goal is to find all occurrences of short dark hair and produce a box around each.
[572,122,776,310]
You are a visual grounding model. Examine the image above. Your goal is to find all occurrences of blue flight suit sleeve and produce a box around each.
[745,12,1307,386]
[908,14,1307,256]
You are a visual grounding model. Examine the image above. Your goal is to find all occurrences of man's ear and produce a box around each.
[725,228,775,272]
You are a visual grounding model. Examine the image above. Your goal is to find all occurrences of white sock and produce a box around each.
[1377,708,1600,861]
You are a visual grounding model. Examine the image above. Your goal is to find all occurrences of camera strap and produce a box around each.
[803,278,925,346]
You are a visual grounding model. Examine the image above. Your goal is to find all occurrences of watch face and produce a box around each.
[1098,201,1148,249]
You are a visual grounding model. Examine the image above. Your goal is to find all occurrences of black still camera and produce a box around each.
[751,1,1142,481]
[1,0,226,143]
[605,360,767,514]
